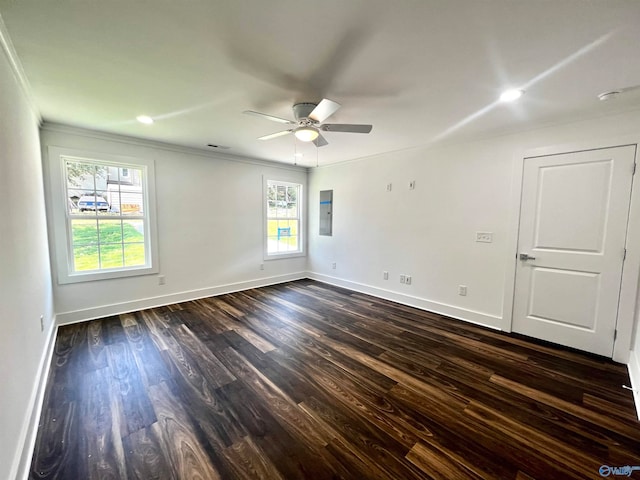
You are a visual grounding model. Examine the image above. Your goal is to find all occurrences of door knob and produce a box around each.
[519,253,536,261]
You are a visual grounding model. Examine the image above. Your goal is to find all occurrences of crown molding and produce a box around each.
[0,13,41,124]
[40,122,309,173]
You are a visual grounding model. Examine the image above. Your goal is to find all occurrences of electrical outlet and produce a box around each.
[409,180,416,190]
[383,271,389,280]
[386,183,392,192]
[331,262,337,269]
[475,232,493,243]
[158,275,166,285]
[400,274,406,284]
[259,264,264,270]
[40,315,44,332]
[458,285,467,296]
[405,275,412,285]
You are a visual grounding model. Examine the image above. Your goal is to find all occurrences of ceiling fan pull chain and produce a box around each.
[293,135,297,165]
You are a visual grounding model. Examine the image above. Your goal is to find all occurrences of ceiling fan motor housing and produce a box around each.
[293,102,318,121]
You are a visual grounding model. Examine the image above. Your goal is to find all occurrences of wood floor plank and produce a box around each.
[122,424,176,480]
[107,342,157,437]
[122,313,172,387]
[30,395,77,479]
[147,382,223,480]
[213,346,332,449]
[217,380,339,480]
[78,367,127,480]
[405,441,487,480]
[169,323,236,388]
[156,334,247,450]
[31,280,640,480]
[463,400,603,477]
[222,436,286,480]
[490,374,640,442]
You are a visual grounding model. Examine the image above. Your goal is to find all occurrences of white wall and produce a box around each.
[629,288,640,418]
[308,109,640,337]
[40,126,307,323]
[0,46,55,479]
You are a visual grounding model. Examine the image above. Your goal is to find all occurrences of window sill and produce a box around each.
[58,264,159,284]
[264,251,306,261]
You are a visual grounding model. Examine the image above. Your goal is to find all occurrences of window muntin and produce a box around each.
[266,180,303,256]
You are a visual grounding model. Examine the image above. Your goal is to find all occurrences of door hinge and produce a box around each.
[633,163,637,175]
[623,248,627,260]
[614,329,618,341]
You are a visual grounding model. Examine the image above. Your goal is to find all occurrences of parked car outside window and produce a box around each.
[77,195,109,212]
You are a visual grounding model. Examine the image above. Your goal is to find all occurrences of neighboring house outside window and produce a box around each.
[48,147,158,284]
[265,179,303,258]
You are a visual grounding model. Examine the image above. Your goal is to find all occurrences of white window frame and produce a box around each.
[48,146,159,284]
[264,177,305,259]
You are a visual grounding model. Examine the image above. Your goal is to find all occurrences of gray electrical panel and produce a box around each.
[319,190,333,236]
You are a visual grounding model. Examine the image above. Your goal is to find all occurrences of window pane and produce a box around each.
[95,191,110,215]
[73,245,100,271]
[267,196,277,217]
[289,219,299,236]
[121,193,144,215]
[76,191,109,214]
[71,219,98,245]
[287,186,297,204]
[124,243,145,266]
[94,166,108,190]
[285,220,299,251]
[267,219,278,253]
[66,161,95,189]
[287,201,297,218]
[98,220,123,244]
[123,220,145,242]
[100,244,124,269]
[106,189,121,214]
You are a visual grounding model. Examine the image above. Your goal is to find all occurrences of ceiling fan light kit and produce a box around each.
[294,126,319,142]
[244,98,373,147]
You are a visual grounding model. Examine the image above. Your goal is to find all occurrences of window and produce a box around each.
[265,180,303,257]
[48,147,158,283]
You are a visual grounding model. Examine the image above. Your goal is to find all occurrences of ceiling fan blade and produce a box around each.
[313,133,329,147]
[258,130,293,140]
[321,123,372,134]
[243,110,295,124]
[309,98,341,123]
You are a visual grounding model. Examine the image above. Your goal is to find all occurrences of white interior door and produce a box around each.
[512,145,636,357]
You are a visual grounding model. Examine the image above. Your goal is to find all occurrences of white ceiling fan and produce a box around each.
[243,98,372,147]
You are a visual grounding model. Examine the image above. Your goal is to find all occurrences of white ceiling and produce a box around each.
[2,0,640,167]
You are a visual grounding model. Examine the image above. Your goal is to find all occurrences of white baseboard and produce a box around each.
[627,349,640,420]
[56,272,307,325]
[12,318,57,480]
[307,272,502,330]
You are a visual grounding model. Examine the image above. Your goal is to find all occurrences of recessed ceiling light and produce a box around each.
[136,115,154,125]
[293,153,303,158]
[499,89,525,102]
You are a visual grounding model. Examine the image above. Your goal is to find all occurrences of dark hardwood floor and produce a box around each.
[30,280,640,479]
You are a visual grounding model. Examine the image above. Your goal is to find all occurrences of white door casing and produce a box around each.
[512,145,636,357]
